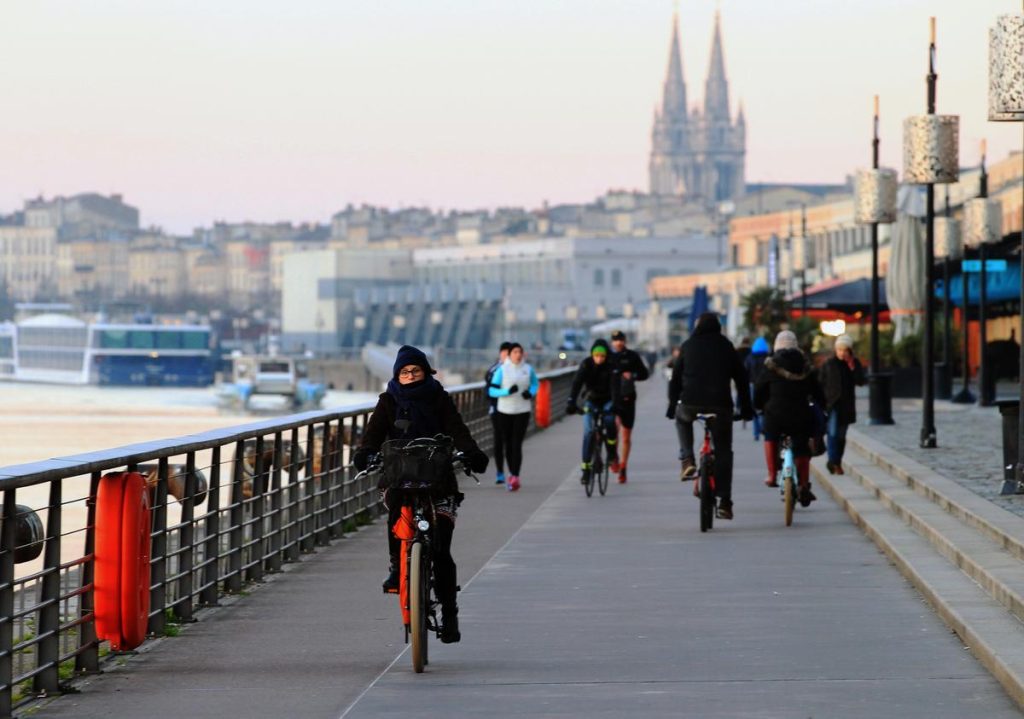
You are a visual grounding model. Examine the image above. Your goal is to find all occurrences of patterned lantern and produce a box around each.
[989,15,1024,122]
[903,115,959,184]
[854,168,898,224]
[963,198,1003,247]
[934,217,962,259]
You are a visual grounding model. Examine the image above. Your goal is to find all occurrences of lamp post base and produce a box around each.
[920,427,937,448]
[868,372,894,425]
[951,386,977,404]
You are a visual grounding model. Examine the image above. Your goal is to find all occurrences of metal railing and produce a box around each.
[0,367,576,716]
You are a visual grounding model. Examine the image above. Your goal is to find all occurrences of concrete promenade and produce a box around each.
[30,382,1022,718]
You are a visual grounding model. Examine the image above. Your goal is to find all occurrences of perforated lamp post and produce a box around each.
[854,96,898,425]
[987,10,1024,489]
[903,17,960,448]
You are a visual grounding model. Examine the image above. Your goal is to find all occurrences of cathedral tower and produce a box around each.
[648,11,745,205]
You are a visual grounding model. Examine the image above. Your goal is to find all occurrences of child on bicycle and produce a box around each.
[566,339,619,485]
[753,330,825,506]
[353,345,489,644]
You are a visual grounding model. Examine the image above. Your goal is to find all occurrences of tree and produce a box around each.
[740,286,790,338]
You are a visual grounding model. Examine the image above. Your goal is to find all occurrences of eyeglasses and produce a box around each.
[398,368,425,378]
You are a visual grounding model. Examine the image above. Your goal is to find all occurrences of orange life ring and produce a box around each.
[535,380,552,428]
[119,473,151,649]
[94,472,152,651]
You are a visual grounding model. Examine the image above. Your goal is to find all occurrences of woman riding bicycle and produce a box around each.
[753,330,825,506]
[566,339,619,485]
[353,345,489,644]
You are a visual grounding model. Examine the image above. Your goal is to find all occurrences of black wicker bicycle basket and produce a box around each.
[379,436,455,491]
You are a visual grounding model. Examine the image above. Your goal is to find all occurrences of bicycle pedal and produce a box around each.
[383,587,399,595]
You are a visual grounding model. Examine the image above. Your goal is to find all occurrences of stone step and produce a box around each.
[836,450,1024,625]
[813,464,1024,710]
[846,429,1024,563]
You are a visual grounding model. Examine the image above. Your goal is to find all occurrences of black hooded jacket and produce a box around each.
[570,340,615,405]
[753,349,825,437]
[668,317,751,413]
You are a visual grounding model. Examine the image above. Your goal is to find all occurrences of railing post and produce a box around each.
[34,480,62,696]
[200,446,221,606]
[148,458,169,638]
[0,492,18,717]
[285,428,301,563]
[227,440,245,593]
[266,432,284,573]
[300,424,315,553]
[174,452,196,622]
[315,422,331,547]
[75,472,101,674]
[247,436,265,583]
[330,418,345,538]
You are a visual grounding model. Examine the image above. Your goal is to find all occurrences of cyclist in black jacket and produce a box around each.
[566,339,619,485]
[667,313,753,519]
[485,342,512,485]
[608,330,650,483]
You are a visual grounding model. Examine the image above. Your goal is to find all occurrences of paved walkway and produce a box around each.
[31,383,1023,718]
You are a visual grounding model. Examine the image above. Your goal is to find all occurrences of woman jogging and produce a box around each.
[488,343,539,492]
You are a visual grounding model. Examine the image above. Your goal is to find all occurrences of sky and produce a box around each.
[0,0,1020,233]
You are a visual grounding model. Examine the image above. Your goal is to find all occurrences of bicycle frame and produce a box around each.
[392,495,437,634]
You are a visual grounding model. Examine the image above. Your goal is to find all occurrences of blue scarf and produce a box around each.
[386,377,444,440]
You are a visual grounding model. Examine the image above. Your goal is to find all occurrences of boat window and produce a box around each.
[100,330,129,348]
[259,361,291,373]
[181,332,207,349]
[129,331,155,349]
[156,332,181,349]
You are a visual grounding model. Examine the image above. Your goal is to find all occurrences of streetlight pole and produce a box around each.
[920,19,938,449]
[800,203,808,317]
[978,144,992,406]
[939,188,953,400]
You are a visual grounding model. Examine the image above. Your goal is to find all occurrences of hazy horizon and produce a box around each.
[0,0,1020,233]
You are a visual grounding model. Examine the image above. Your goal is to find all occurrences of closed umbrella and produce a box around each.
[886,187,927,343]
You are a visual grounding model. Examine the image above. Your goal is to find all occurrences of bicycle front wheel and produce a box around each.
[585,437,600,498]
[409,541,428,673]
[598,444,609,496]
[699,460,714,532]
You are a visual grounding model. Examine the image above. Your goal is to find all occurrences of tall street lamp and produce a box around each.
[854,95,898,425]
[963,164,1004,407]
[903,17,960,448]
[987,10,1024,488]
[936,211,964,402]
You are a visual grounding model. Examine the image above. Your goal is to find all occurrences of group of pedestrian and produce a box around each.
[668,313,866,519]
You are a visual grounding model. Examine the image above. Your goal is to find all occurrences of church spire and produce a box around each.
[704,10,730,120]
[660,11,688,120]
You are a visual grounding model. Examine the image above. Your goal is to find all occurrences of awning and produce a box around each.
[790,278,888,314]
[935,261,1021,307]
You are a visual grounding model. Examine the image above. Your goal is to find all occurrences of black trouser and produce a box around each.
[489,411,505,474]
[496,411,530,476]
[675,404,734,503]
[387,499,457,608]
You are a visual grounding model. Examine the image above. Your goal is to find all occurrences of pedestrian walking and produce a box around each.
[608,330,650,483]
[487,343,539,492]
[818,334,866,475]
[744,336,770,440]
[485,341,512,484]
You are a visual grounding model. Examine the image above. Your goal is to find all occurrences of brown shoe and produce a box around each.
[680,459,697,481]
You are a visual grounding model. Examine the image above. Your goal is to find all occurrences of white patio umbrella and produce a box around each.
[886,186,927,343]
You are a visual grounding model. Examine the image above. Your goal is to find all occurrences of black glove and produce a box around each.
[566,399,579,415]
[521,390,533,399]
[507,384,519,394]
[665,403,677,420]
[740,407,755,422]
[353,448,373,471]
[468,449,489,474]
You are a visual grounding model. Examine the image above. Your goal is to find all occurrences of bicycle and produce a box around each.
[694,413,717,532]
[775,435,797,527]
[355,436,477,673]
[579,403,613,497]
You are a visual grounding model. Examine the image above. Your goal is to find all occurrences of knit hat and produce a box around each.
[392,345,436,378]
[610,330,626,342]
[751,336,770,355]
[835,334,854,351]
[591,338,609,355]
[773,330,798,351]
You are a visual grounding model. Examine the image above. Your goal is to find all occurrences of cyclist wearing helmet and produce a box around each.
[353,345,489,644]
